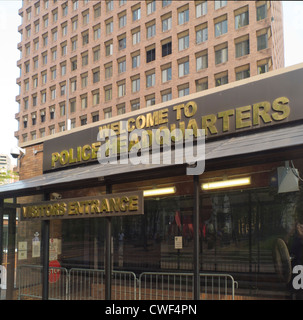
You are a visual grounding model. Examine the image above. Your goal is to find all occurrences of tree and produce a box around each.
[0,170,18,185]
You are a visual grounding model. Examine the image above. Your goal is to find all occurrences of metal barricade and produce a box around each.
[139,272,238,300]
[18,265,237,300]
[69,268,137,300]
[18,265,69,300]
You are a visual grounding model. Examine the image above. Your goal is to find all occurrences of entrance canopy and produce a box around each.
[1,122,303,199]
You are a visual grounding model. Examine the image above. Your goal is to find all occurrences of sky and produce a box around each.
[0,0,302,163]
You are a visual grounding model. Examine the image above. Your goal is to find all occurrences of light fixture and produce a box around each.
[202,177,251,190]
[143,187,176,197]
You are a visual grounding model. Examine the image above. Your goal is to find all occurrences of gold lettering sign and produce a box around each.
[48,97,291,169]
[20,191,144,221]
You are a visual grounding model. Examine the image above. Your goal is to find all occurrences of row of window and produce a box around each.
[23,0,173,22]
[21,1,268,60]
[19,58,271,142]
[20,29,270,99]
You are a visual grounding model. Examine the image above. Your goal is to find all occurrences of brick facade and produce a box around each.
[14,0,284,180]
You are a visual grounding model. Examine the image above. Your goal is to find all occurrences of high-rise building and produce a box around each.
[14,0,284,145]
[0,154,17,185]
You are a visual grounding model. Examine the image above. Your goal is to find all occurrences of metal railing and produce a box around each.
[17,265,237,300]
[69,269,137,300]
[139,272,238,300]
[18,265,69,300]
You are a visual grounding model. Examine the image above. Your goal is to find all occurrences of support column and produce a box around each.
[42,220,50,300]
[7,207,16,300]
[105,184,112,300]
[42,193,50,300]
[193,175,200,300]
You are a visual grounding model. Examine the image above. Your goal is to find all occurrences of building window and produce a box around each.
[93,69,100,83]
[196,24,208,44]
[146,48,156,63]
[257,4,267,21]
[94,25,101,40]
[133,7,141,21]
[236,67,250,81]
[235,38,250,57]
[82,52,88,66]
[118,59,126,74]
[80,117,87,126]
[51,87,56,100]
[93,47,101,61]
[161,90,172,102]
[106,0,113,12]
[146,71,155,88]
[119,12,127,29]
[104,108,112,119]
[162,0,171,8]
[81,95,88,109]
[105,86,112,101]
[178,33,189,51]
[71,79,77,92]
[196,52,208,71]
[146,95,155,107]
[83,12,89,25]
[81,74,88,88]
[132,77,140,93]
[60,104,66,116]
[257,32,268,51]
[105,41,113,56]
[178,7,189,25]
[196,78,208,92]
[215,45,228,65]
[23,116,28,129]
[70,100,76,113]
[235,9,249,29]
[106,19,113,35]
[215,18,227,37]
[92,113,99,122]
[117,104,125,115]
[162,65,172,83]
[162,16,172,32]
[73,0,79,11]
[147,1,156,15]
[40,110,46,123]
[147,23,156,39]
[118,35,126,50]
[257,59,271,74]
[215,72,228,87]
[82,32,89,45]
[131,100,140,111]
[42,72,47,84]
[178,85,189,97]
[94,4,101,18]
[93,91,100,105]
[132,29,141,45]
[49,107,55,120]
[71,58,77,71]
[59,123,65,132]
[118,82,126,97]
[32,114,37,125]
[196,1,207,17]
[61,63,66,76]
[178,60,189,77]
[71,37,77,51]
[162,41,172,57]
[132,53,140,68]
[214,0,227,10]
[60,84,66,96]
